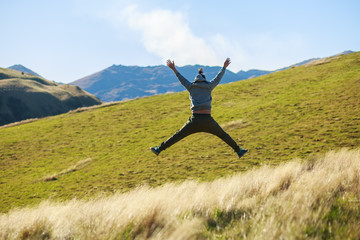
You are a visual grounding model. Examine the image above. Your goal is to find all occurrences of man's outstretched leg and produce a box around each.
[207,117,248,158]
[150,116,198,155]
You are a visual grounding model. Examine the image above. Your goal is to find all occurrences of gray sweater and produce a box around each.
[175,67,226,112]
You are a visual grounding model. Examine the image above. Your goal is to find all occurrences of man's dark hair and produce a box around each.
[198,68,206,79]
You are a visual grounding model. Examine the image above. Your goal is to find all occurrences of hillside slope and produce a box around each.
[0,52,359,213]
[0,68,102,126]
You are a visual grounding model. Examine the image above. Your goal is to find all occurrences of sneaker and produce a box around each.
[237,148,248,159]
[150,146,161,156]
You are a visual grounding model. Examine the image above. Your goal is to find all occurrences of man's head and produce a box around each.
[194,67,206,82]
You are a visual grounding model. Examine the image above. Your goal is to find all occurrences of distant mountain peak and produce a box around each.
[337,50,354,55]
[7,64,42,77]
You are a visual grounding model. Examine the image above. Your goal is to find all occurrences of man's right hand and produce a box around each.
[223,58,231,69]
[166,59,178,74]
[166,59,175,70]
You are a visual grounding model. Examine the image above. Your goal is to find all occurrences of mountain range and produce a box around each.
[71,65,245,102]
[70,51,354,102]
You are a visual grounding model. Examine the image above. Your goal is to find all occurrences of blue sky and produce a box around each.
[1,0,359,83]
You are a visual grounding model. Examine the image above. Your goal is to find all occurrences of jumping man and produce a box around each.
[150,58,248,158]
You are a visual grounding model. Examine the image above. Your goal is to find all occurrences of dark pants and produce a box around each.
[159,114,240,152]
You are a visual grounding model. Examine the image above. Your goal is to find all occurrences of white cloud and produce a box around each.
[120,5,220,66]
[209,34,248,72]
[74,1,308,72]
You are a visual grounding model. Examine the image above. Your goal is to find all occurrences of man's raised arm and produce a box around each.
[166,59,191,90]
[209,58,231,90]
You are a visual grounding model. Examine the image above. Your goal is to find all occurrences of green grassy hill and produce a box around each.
[0,68,101,126]
[0,52,359,213]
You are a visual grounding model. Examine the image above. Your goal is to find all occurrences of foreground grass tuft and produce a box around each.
[1,148,359,239]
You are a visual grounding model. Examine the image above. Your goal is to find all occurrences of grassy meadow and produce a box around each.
[0,52,359,238]
[1,148,360,239]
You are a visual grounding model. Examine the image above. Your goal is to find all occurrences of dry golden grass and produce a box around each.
[68,101,120,114]
[0,102,116,129]
[1,148,360,239]
[0,118,40,129]
[221,119,244,130]
[304,55,340,67]
[42,158,92,182]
